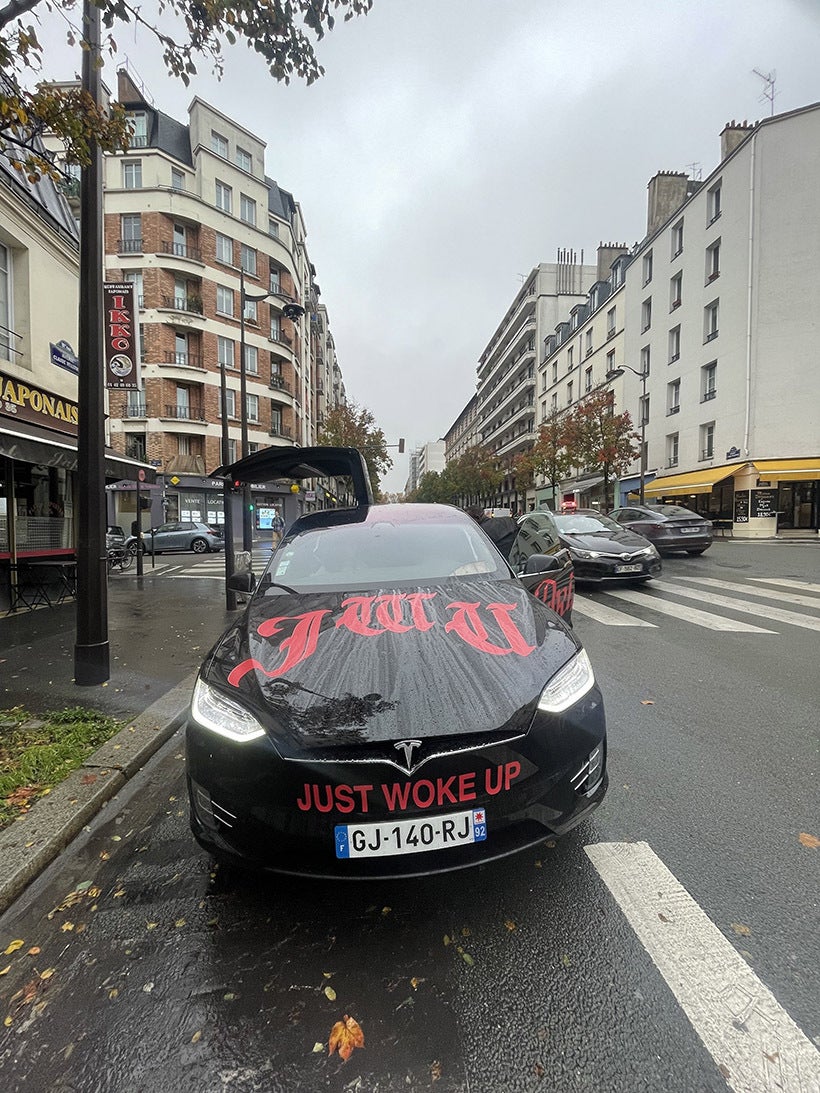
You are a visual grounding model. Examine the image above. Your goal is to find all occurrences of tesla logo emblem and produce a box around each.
[394,739,422,773]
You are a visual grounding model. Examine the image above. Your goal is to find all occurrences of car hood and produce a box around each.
[560,529,649,554]
[201,578,580,758]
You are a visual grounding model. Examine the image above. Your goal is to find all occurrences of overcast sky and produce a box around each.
[37,0,820,491]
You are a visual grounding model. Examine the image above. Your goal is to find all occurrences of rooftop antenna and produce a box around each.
[752,68,777,116]
[685,161,703,182]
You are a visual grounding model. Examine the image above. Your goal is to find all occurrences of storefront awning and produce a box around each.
[644,463,747,498]
[0,420,157,484]
[562,475,604,493]
[753,458,820,482]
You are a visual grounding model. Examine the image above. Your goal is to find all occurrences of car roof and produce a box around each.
[289,503,473,535]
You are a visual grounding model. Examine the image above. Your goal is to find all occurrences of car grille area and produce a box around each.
[571,745,604,796]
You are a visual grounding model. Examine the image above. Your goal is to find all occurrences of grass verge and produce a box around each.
[0,706,122,830]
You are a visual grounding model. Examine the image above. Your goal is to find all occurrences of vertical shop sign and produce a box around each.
[103,282,141,389]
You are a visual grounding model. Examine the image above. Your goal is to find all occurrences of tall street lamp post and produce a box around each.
[219,345,237,612]
[74,0,109,685]
[606,364,648,505]
[239,268,304,554]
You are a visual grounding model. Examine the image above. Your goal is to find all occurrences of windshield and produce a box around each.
[649,505,698,517]
[260,518,510,593]
[552,513,622,534]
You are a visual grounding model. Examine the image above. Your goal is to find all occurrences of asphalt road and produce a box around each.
[1,541,818,1092]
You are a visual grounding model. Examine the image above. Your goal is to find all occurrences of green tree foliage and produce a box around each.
[0,0,372,178]
[319,400,391,500]
[561,388,640,509]
[408,445,503,507]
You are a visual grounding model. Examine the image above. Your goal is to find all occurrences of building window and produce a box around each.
[216,286,234,317]
[211,131,229,158]
[227,438,238,462]
[126,389,144,416]
[0,242,11,360]
[640,394,650,426]
[268,218,280,238]
[700,422,715,460]
[701,361,717,401]
[642,250,653,286]
[127,112,148,147]
[220,388,237,418]
[270,315,281,341]
[269,268,280,294]
[240,194,256,226]
[215,233,233,265]
[584,366,593,392]
[708,181,722,224]
[606,307,616,338]
[668,325,681,363]
[666,433,679,468]
[566,380,573,406]
[240,244,257,276]
[670,271,682,310]
[119,213,142,253]
[641,298,652,332]
[246,393,259,422]
[550,393,557,413]
[706,239,721,283]
[606,349,616,374]
[171,168,185,191]
[667,379,680,416]
[671,219,684,258]
[243,297,258,323]
[122,160,142,189]
[704,300,719,342]
[270,405,282,433]
[567,346,574,370]
[244,344,258,374]
[236,147,252,172]
[584,329,593,357]
[124,269,143,309]
[215,180,232,213]
[218,336,234,370]
[640,345,651,377]
[552,362,558,384]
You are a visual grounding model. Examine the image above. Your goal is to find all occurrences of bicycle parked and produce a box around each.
[106,544,133,574]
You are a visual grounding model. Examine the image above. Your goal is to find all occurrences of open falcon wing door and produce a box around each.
[212,445,374,507]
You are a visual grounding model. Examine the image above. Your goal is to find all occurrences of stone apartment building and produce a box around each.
[99,69,345,529]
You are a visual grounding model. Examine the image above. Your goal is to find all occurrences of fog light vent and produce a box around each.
[571,746,603,795]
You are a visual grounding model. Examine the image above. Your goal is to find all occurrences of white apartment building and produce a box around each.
[620,106,820,536]
[475,252,597,512]
[99,68,345,529]
[442,393,479,466]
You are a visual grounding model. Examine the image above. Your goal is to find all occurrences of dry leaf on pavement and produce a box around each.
[3,940,24,955]
[731,923,752,936]
[798,832,820,849]
[324,985,337,1001]
[328,1014,364,1062]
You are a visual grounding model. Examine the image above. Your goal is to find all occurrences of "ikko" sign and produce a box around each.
[103,282,141,390]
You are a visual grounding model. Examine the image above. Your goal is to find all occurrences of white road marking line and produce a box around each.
[603,588,776,633]
[586,842,820,1093]
[672,576,820,610]
[172,574,225,580]
[653,580,820,633]
[573,597,657,627]
[749,577,820,595]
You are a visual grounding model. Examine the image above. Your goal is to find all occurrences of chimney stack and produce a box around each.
[596,242,628,282]
[720,119,755,161]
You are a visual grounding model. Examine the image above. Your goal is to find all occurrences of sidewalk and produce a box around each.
[0,575,236,912]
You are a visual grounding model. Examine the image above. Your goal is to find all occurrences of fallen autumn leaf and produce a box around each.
[328,1014,364,1062]
[798,832,820,849]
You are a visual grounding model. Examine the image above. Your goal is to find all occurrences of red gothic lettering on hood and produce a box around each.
[404,592,437,631]
[335,595,385,637]
[228,608,331,686]
[444,601,535,657]
[374,594,414,633]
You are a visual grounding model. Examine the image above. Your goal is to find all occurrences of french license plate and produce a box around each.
[680,527,700,534]
[615,563,643,574]
[335,808,487,859]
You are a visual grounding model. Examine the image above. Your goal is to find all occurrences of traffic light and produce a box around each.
[231,479,241,493]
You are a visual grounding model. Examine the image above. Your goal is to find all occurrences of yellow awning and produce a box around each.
[753,458,820,482]
[644,463,747,498]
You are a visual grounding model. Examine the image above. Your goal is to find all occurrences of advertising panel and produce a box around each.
[103,282,141,390]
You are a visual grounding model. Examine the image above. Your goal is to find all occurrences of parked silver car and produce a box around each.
[126,521,224,555]
[608,504,713,555]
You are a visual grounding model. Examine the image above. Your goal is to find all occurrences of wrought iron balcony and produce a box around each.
[163,404,206,421]
[161,240,202,262]
[164,350,203,368]
[161,294,204,315]
[269,425,293,439]
[118,238,143,254]
[269,374,292,393]
[123,403,147,418]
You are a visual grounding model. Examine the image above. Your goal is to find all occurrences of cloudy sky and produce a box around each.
[37,0,820,490]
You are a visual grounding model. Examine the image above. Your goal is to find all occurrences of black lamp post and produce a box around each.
[606,365,648,504]
[239,268,304,553]
[219,344,237,611]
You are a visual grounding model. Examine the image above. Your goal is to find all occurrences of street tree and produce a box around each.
[455,445,503,506]
[517,411,574,507]
[319,401,392,500]
[561,389,640,510]
[0,0,373,178]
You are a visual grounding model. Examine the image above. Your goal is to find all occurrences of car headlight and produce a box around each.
[538,649,595,713]
[638,545,659,557]
[570,548,600,560]
[190,677,266,743]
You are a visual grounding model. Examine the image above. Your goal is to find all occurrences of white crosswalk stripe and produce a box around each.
[670,575,820,610]
[573,597,657,627]
[654,578,820,633]
[748,576,820,595]
[598,586,776,632]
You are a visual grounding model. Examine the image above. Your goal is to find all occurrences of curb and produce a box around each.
[0,674,196,915]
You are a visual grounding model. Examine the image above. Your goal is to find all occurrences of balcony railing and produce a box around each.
[118,238,143,253]
[161,240,202,262]
[269,425,293,439]
[701,448,715,460]
[163,404,206,421]
[269,282,295,301]
[702,388,717,402]
[161,295,204,314]
[269,330,293,347]
[124,403,147,418]
[164,350,203,368]
[667,405,680,416]
[269,374,292,393]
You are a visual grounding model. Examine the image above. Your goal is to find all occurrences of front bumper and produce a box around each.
[185,688,607,878]
[570,556,661,583]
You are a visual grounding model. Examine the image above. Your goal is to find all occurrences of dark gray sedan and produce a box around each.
[521,510,661,585]
[608,504,713,555]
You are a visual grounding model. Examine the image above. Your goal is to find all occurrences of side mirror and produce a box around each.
[227,572,256,593]
[522,553,562,576]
